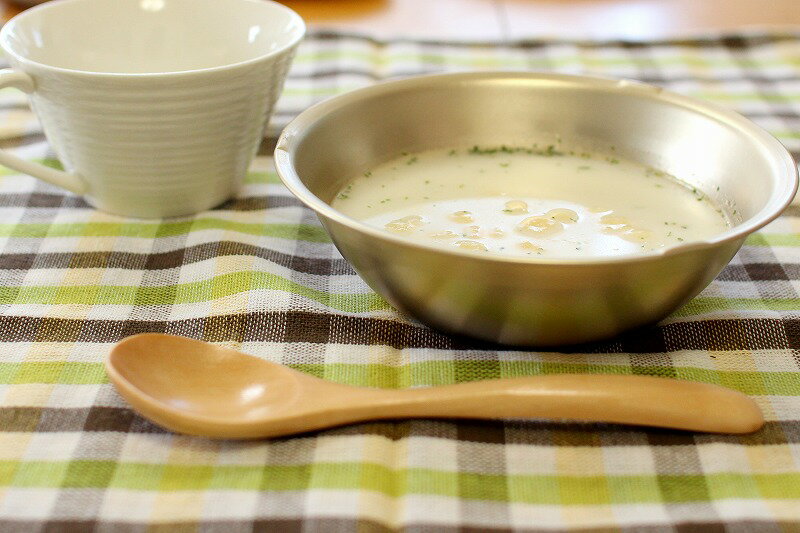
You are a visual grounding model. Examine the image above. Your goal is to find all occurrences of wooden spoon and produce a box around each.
[105,333,764,439]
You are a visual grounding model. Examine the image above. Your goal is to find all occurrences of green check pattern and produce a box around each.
[1,31,800,532]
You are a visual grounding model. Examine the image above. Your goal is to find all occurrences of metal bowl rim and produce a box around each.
[275,71,798,266]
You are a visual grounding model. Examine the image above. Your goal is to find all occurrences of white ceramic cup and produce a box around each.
[0,0,305,217]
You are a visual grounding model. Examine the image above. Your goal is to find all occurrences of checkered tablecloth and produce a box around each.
[1,31,799,532]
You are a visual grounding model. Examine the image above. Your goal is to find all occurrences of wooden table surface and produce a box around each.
[3,0,800,41]
[279,0,800,40]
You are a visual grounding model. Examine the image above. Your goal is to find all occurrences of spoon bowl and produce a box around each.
[106,333,765,439]
[107,333,380,437]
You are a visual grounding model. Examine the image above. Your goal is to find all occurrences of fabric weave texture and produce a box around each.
[0,31,799,532]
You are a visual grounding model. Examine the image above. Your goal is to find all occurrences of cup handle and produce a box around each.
[0,69,87,194]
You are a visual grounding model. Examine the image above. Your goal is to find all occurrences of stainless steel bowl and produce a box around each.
[274,72,798,346]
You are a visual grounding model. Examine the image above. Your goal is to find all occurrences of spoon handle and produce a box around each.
[370,374,763,434]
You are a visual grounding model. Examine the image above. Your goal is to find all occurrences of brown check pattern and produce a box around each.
[0,30,799,532]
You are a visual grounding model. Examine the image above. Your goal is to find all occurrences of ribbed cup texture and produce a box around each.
[13,49,296,217]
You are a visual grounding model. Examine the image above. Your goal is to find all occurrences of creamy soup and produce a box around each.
[331,145,732,258]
